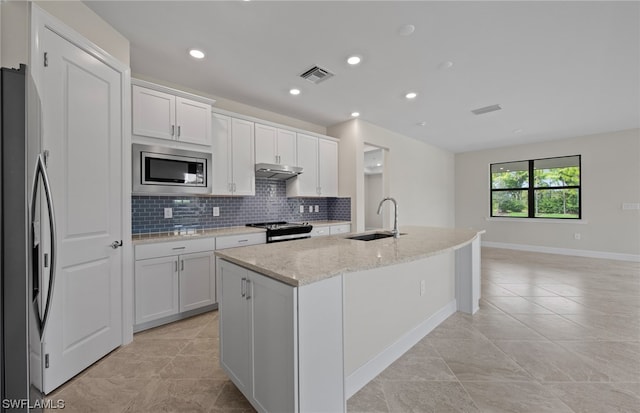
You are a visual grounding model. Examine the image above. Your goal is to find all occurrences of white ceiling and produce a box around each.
[86,1,640,153]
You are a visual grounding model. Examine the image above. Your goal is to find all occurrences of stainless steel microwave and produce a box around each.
[132,144,212,194]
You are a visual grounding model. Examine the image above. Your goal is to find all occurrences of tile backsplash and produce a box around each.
[132,178,351,234]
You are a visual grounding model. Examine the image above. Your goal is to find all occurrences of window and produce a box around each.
[490,155,581,219]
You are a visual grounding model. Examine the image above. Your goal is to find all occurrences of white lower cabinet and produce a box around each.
[135,256,180,324]
[310,223,351,237]
[330,224,351,235]
[179,252,216,312]
[218,259,345,413]
[134,238,216,328]
[218,260,296,413]
[135,251,215,325]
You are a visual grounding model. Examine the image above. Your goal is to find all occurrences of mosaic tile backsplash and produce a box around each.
[132,178,351,234]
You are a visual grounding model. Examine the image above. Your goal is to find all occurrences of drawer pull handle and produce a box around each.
[238,239,248,243]
[241,277,246,297]
[172,246,186,250]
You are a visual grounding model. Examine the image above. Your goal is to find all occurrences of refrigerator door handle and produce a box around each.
[30,152,57,338]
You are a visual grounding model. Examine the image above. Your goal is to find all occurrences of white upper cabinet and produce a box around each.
[318,138,338,197]
[212,113,255,196]
[287,133,338,197]
[255,123,297,165]
[132,86,175,141]
[175,97,212,145]
[288,133,319,197]
[132,83,212,146]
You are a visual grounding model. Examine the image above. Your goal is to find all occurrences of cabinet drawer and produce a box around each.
[135,237,215,260]
[330,224,351,235]
[216,232,266,250]
[309,226,330,237]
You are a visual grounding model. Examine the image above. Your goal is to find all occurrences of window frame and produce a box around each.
[490,155,582,220]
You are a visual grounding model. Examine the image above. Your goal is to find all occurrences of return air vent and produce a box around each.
[300,66,334,84]
[471,104,502,115]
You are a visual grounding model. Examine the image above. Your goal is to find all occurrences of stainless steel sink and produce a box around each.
[347,231,405,241]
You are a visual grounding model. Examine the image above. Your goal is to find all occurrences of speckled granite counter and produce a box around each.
[132,226,265,244]
[215,226,481,286]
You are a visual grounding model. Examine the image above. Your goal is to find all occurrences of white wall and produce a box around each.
[455,128,640,258]
[328,119,455,232]
[364,174,383,230]
[1,1,29,68]
[1,1,130,68]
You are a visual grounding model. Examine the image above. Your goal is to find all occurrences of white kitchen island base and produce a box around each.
[216,227,482,413]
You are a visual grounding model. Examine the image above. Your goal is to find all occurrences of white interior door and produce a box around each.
[40,27,123,394]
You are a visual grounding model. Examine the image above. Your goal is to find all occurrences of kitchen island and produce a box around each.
[215,226,482,413]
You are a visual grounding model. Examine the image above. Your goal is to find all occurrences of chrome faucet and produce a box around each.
[377,197,399,238]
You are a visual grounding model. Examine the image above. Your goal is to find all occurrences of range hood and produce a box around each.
[255,163,303,180]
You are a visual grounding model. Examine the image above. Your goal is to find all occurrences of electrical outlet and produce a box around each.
[213,206,220,217]
[308,206,313,213]
[574,232,581,240]
[420,280,426,296]
[314,205,319,213]
[164,208,172,219]
[299,205,304,213]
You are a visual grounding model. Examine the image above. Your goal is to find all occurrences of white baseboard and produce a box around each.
[345,300,457,399]
[482,241,640,262]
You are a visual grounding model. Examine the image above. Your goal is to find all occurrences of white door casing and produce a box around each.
[39,25,123,394]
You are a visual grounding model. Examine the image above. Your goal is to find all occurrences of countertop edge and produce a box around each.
[215,228,483,287]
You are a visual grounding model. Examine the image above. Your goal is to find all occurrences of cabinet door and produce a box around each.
[292,133,319,196]
[135,256,179,324]
[250,272,297,413]
[318,139,338,197]
[179,251,216,312]
[175,97,211,146]
[218,261,252,395]
[254,123,277,164]
[231,118,255,196]
[132,85,175,140]
[277,128,297,166]
[212,113,233,195]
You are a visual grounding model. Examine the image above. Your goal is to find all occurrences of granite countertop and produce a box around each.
[215,226,482,287]
[132,226,265,244]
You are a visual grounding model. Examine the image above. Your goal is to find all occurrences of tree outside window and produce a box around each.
[490,156,581,219]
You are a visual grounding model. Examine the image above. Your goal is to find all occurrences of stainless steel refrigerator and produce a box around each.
[1,64,54,412]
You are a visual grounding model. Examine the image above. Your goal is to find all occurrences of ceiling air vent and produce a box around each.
[471,104,502,115]
[300,66,334,84]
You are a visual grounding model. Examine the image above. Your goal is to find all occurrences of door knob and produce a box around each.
[110,240,123,249]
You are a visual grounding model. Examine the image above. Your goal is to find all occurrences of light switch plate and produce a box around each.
[299,205,304,213]
[314,205,319,213]
[308,205,313,213]
[213,206,220,217]
[164,208,172,219]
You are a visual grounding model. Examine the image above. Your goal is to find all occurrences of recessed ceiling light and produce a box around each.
[398,24,415,36]
[289,88,301,96]
[405,92,418,99]
[376,163,382,167]
[439,61,454,70]
[351,112,360,117]
[189,49,205,59]
[347,56,361,65]
[417,121,427,126]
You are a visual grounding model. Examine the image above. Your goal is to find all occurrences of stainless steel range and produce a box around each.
[246,221,313,243]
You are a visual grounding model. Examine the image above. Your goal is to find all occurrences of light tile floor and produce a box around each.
[47,247,640,412]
